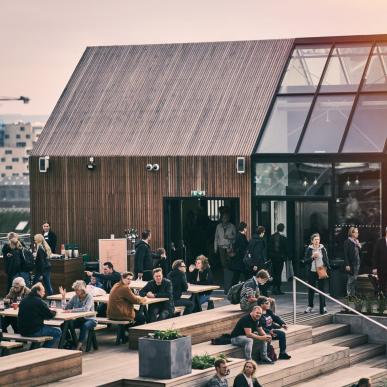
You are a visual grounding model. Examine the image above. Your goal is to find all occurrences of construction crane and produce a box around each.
[0,96,30,104]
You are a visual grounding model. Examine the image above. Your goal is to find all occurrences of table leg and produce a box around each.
[58,321,69,348]
[69,321,78,347]
[139,305,149,323]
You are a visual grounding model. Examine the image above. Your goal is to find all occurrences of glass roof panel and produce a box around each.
[257,96,313,154]
[299,94,355,153]
[320,44,371,92]
[363,43,387,91]
[342,95,387,153]
[279,45,331,94]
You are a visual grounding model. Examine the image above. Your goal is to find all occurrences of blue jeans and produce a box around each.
[199,294,211,305]
[73,318,97,343]
[272,329,287,354]
[30,325,62,348]
[33,271,53,295]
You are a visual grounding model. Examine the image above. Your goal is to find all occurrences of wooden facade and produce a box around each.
[30,156,251,259]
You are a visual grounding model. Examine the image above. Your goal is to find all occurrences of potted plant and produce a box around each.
[192,353,228,370]
[139,329,192,379]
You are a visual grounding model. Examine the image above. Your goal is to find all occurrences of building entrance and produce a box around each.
[255,199,330,279]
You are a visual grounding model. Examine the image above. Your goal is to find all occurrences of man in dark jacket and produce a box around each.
[135,230,157,281]
[257,296,291,360]
[344,227,362,297]
[231,222,249,286]
[167,260,194,315]
[139,268,174,321]
[18,282,62,348]
[372,227,387,294]
[268,224,288,295]
[42,221,57,253]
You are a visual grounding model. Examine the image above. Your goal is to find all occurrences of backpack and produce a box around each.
[211,333,231,345]
[227,281,244,304]
[21,248,35,272]
[267,343,277,361]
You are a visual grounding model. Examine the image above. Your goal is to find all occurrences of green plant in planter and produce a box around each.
[377,296,386,315]
[192,353,228,370]
[152,329,182,340]
[365,297,375,314]
[354,297,365,313]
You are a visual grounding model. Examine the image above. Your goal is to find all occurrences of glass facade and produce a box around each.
[363,44,387,91]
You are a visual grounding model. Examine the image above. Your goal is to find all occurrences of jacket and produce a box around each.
[2,243,23,276]
[214,222,236,251]
[5,285,30,303]
[167,268,188,300]
[247,234,267,269]
[259,309,285,333]
[139,278,174,314]
[240,277,261,312]
[134,240,154,275]
[231,232,248,272]
[344,238,361,273]
[153,256,170,277]
[188,268,213,296]
[35,245,51,273]
[107,282,146,321]
[233,373,262,387]
[18,294,56,336]
[268,232,288,261]
[373,238,387,276]
[303,244,331,271]
[92,270,121,293]
[43,230,57,253]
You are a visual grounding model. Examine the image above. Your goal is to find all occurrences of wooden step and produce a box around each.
[325,333,368,349]
[358,355,387,369]
[350,343,386,365]
[192,324,313,358]
[312,323,350,343]
[282,312,334,328]
[293,365,387,387]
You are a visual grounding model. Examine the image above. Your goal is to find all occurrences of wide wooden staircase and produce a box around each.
[192,312,387,387]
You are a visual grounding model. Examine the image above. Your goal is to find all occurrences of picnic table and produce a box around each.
[0,308,96,349]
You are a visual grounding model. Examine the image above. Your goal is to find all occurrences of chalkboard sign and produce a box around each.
[98,238,127,272]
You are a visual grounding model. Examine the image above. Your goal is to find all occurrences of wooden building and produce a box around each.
[30,35,387,277]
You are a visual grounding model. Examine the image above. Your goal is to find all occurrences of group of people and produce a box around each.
[2,222,56,295]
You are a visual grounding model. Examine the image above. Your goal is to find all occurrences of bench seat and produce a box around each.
[0,348,81,386]
[128,304,245,349]
[0,341,24,356]
[3,332,53,343]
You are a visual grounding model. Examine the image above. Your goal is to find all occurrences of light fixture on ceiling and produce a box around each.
[87,157,96,170]
[346,177,351,186]
[313,177,318,185]
[355,176,360,185]
[303,177,308,187]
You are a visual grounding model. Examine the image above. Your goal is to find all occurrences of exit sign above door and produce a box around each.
[191,190,206,197]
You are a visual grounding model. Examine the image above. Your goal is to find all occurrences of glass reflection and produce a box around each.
[363,43,387,91]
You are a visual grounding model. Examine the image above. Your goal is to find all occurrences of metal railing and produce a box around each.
[292,275,387,332]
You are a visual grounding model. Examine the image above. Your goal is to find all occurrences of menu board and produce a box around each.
[98,238,127,272]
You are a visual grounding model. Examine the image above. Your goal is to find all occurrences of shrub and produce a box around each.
[192,353,228,370]
[152,329,182,340]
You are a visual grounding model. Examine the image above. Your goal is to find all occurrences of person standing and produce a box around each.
[214,212,236,293]
[303,233,330,314]
[372,227,387,295]
[246,226,267,277]
[207,358,229,387]
[153,247,170,277]
[167,260,194,315]
[33,234,53,295]
[18,283,62,348]
[42,221,57,254]
[139,268,174,322]
[231,222,249,286]
[233,360,262,387]
[268,224,288,295]
[344,227,361,297]
[134,230,156,281]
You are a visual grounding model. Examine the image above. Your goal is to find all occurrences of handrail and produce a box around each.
[292,275,387,332]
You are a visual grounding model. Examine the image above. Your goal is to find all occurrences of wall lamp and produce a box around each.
[146,163,160,172]
[39,156,50,173]
[87,157,96,170]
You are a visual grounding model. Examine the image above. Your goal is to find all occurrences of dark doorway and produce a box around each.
[164,197,240,282]
[254,199,330,279]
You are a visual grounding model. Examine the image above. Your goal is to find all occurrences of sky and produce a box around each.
[1,0,387,117]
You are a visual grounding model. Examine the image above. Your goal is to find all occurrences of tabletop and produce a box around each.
[130,280,219,293]
[94,295,169,305]
[0,308,96,321]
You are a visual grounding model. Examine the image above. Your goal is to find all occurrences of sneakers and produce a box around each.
[320,307,328,315]
[279,353,291,360]
[260,357,274,364]
[304,306,313,313]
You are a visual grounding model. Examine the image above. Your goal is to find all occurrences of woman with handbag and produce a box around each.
[303,233,330,315]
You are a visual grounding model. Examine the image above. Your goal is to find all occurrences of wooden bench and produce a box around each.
[180,294,223,309]
[0,341,23,356]
[96,317,134,345]
[3,333,53,350]
[128,304,246,349]
[0,348,81,386]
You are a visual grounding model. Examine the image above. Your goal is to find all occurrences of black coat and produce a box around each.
[233,373,262,387]
[18,294,56,336]
[231,232,248,272]
[139,278,174,314]
[268,232,288,262]
[167,268,188,300]
[2,244,23,277]
[247,234,267,269]
[134,240,154,275]
[153,256,170,277]
[188,268,214,295]
[43,231,57,253]
[303,245,331,271]
[373,238,387,276]
[344,239,361,273]
[35,245,51,273]
[92,270,121,293]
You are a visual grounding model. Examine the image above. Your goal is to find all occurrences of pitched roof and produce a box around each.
[32,39,293,157]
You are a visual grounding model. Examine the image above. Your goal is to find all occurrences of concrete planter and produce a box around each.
[138,335,192,379]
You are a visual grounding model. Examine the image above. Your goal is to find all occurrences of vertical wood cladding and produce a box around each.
[30,156,251,258]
